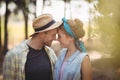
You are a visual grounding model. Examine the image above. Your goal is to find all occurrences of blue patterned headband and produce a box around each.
[62,18,76,38]
[62,17,86,53]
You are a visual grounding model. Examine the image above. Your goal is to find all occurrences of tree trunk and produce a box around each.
[0,15,1,51]
[25,16,28,39]
[3,0,9,54]
[69,2,72,19]
[41,0,45,14]
[23,12,28,39]
[88,7,92,42]
[0,1,2,51]
[64,0,66,17]
[32,0,36,17]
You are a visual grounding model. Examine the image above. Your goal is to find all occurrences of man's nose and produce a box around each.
[56,37,59,41]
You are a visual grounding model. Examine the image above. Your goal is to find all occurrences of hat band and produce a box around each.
[34,20,55,32]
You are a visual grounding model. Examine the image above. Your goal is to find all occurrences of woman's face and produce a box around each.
[57,27,72,48]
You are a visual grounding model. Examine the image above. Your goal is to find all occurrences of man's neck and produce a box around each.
[27,38,43,50]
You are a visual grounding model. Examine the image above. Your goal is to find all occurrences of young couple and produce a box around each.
[3,14,92,80]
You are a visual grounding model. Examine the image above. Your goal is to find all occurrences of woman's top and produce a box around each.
[54,48,87,80]
[60,62,67,80]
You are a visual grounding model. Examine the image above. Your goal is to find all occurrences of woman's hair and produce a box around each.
[59,18,85,39]
[60,18,86,52]
[67,18,85,38]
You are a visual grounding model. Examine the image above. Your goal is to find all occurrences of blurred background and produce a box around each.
[0,0,120,80]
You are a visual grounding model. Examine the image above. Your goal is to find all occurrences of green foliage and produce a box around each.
[96,0,120,59]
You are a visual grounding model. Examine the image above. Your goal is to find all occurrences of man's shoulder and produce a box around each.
[5,40,28,57]
[12,40,28,51]
[45,46,54,53]
[45,46,57,62]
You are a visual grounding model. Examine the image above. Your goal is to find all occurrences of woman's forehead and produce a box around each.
[58,29,64,34]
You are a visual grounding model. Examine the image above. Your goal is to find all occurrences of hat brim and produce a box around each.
[30,21,63,37]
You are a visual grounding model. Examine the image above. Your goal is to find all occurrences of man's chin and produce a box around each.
[46,43,52,47]
[46,44,51,47]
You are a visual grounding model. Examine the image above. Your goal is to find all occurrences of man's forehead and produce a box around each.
[46,28,57,33]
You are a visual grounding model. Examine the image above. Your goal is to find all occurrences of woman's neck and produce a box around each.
[64,44,77,61]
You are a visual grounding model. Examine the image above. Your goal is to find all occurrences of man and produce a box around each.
[3,14,62,80]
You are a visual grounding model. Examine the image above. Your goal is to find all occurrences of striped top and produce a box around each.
[60,62,66,80]
[54,48,87,80]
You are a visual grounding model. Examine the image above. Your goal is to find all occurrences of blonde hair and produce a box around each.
[59,18,85,39]
[59,18,86,52]
[67,18,85,38]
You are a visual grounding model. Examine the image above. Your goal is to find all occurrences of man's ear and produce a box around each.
[38,32,45,38]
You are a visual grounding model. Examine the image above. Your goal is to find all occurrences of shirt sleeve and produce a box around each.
[3,50,17,80]
[45,46,57,64]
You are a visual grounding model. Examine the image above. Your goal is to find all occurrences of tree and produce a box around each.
[14,0,30,39]
[96,0,120,63]
[23,0,29,39]
[40,0,52,14]
[3,0,11,54]
[0,1,2,51]
[63,0,72,18]
[0,0,4,52]
[41,0,45,14]
[30,0,36,17]
[85,0,98,41]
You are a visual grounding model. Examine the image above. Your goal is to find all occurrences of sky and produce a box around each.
[0,0,99,26]
[36,0,90,23]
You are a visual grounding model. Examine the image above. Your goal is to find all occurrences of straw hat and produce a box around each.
[30,14,62,37]
[67,18,85,38]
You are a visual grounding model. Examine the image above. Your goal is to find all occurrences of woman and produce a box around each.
[54,18,92,80]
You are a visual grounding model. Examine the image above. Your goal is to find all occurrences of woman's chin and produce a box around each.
[61,45,66,48]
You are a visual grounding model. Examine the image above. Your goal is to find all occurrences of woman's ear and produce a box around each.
[70,37,75,42]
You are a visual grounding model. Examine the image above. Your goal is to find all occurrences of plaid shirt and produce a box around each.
[3,40,57,80]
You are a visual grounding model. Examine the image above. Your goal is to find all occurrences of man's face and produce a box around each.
[43,28,57,46]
